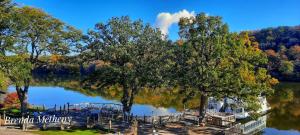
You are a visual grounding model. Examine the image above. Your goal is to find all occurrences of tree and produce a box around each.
[265,49,277,57]
[0,70,9,92]
[288,45,300,60]
[0,55,32,112]
[0,0,16,55]
[84,16,171,118]
[0,5,82,114]
[279,60,294,75]
[177,13,277,122]
[177,13,230,122]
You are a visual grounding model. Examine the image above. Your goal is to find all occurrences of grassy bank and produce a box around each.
[31,128,103,135]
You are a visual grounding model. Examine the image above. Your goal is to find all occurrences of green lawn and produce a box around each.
[32,128,104,135]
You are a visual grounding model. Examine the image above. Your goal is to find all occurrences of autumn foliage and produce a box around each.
[50,54,64,63]
[4,92,20,108]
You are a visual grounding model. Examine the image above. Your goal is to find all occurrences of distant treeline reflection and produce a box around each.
[31,74,200,111]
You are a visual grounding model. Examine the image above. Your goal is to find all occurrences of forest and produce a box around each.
[251,26,300,81]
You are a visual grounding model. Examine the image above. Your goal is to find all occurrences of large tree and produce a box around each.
[84,16,172,118]
[0,4,82,114]
[0,0,17,55]
[0,0,13,92]
[177,13,278,122]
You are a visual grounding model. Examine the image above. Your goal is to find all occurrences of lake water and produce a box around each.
[7,81,300,135]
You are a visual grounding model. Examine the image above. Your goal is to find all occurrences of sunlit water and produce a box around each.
[8,86,177,116]
[7,82,300,135]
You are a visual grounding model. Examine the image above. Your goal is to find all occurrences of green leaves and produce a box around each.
[13,6,82,61]
[0,70,9,91]
[176,13,278,113]
[279,60,294,75]
[0,55,32,86]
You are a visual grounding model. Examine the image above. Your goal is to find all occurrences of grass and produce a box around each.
[31,128,103,135]
[30,126,115,135]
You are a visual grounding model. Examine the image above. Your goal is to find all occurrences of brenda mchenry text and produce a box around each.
[4,115,72,124]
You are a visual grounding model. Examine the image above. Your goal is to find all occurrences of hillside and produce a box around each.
[251,25,300,81]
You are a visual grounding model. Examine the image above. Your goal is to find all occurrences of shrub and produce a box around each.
[4,92,20,109]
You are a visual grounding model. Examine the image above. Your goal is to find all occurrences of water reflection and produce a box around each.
[6,75,300,134]
[267,83,300,132]
[8,86,177,116]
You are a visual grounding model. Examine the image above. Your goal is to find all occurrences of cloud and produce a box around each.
[155,9,195,35]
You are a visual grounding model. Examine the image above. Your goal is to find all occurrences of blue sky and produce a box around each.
[14,0,300,40]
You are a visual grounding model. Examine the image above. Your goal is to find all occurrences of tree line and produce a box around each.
[251,26,300,81]
[0,0,278,122]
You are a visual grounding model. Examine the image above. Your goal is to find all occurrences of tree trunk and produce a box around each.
[199,92,208,123]
[121,85,131,119]
[121,85,138,121]
[16,79,30,116]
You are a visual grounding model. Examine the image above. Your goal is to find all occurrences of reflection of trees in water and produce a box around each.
[31,75,200,111]
[31,75,300,131]
[267,83,300,131]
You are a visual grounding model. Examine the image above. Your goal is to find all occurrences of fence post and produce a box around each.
[60,118,65,130]
[3,111,6,125]
[63,104,66,113]
[86,116,90,128]
[42,120,46,130]
[21,116,24,131]
[69,119,72,129]
[109,119,112,133]
[133,120,138,135]
[159,116,162,125]
[67,102,70,114]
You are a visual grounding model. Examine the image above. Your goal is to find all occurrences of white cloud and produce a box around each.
[155,9,195,35]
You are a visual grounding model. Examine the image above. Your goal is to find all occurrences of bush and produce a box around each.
[4,92,20,109]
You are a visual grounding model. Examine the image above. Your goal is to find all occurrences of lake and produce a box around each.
[6,77,300,135]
